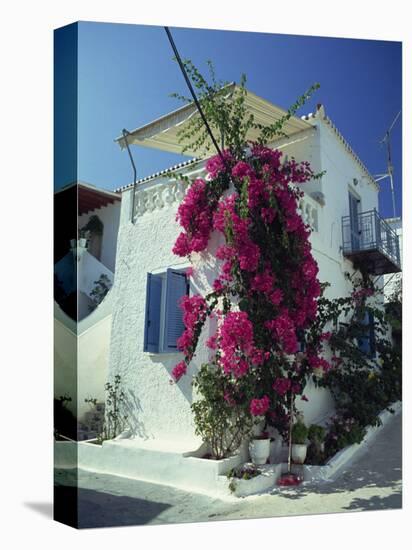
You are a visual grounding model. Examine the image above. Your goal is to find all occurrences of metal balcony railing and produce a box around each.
[342,209,401,272]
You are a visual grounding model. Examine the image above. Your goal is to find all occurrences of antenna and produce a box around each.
[374,110,401,218]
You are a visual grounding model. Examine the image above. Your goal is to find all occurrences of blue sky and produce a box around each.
[57,22,402,218]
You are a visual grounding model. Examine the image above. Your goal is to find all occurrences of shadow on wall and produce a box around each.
[143,352,197,408]
[124,389,152,440]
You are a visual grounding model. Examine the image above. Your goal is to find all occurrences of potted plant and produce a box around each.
[308,424,326,452]
[291,419,309,464]
[227,464,263,495]
[249,430,271,465]
[307,424,326,464]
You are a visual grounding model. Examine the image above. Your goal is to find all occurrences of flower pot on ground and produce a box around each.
[291,419,309,464]
[249,435,271,465]
[226,463,278,497]
[291,444,307,464]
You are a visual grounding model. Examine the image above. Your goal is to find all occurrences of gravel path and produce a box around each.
[54,411,402,528]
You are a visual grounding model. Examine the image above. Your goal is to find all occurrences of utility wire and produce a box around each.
[164,26,225,163]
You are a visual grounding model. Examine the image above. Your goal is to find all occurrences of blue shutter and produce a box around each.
[143,273,162,352]
[357,310,371,356]
[163,269,188,352]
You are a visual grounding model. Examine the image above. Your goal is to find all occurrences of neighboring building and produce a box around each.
[384,217,402,302]
[54,182,121,437]
[383,217,402,350]
[108,89,401,447]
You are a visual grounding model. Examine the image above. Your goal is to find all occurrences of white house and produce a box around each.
[108,88,401,450]
[54,182,121,437]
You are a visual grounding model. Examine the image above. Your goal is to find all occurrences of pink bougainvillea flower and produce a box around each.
[307,354,332,372]
[206,149,233,179]
[265,312,299,354]
[206,335,217,350]
[212,278,225,293]
[272,377,292,396]
[170,144,324,392]
[250,395,270,417]
[232,160,254,180]
[251,271,275,294]
[171,361,187,382]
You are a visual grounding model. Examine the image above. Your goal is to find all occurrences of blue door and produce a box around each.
[349,192,360,251]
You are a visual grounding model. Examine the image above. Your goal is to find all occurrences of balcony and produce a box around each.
[342,209,401,275]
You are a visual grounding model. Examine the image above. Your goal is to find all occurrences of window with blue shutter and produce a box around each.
[143,273,162,352]
[357,310,376,358]
[163,269,189,352]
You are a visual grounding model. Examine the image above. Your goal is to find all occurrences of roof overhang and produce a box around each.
[78,183,120,216]
[115,85,313,157]
[55,182,121,216]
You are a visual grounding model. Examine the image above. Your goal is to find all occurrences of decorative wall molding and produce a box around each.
[133,180,190,219]
[298,193,320,232]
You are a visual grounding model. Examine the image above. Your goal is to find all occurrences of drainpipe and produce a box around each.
[121,129,138,224]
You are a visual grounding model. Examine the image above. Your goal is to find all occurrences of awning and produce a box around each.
[115,85,313,157]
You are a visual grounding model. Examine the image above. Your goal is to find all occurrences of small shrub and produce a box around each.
[308,424,325,444]
[291,420,308,444]
[324,415,366,458]
[306,424,326,465]
[85,375,128,443]
[192,364,253,460]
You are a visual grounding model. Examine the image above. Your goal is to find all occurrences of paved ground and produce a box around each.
[54,412,402,528]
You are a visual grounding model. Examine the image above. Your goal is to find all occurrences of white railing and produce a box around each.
[133,173,321,235]
[297,192,320,232]
[133,179,190,218]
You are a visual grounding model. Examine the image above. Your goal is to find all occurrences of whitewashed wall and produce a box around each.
[108,187,222,443]
[110,118,381,441]
[54,300,112,421]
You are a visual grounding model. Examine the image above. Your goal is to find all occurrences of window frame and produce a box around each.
[143,265,189,354]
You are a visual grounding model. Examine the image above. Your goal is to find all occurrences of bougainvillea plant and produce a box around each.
[306,272,401,460]
[166,62,330,455]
